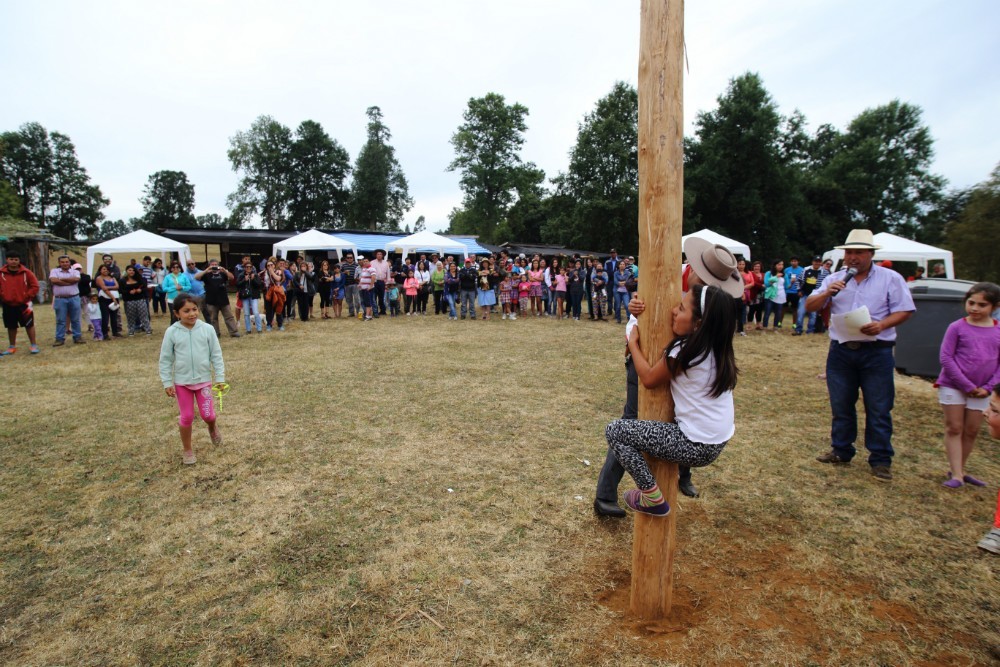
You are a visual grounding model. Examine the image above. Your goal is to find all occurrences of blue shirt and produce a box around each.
[784,265,804,294]
[185,268,205,297]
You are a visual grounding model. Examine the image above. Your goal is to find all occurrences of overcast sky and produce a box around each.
[3,0,998,233]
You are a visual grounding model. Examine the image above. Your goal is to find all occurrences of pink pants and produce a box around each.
[175,384,216,427]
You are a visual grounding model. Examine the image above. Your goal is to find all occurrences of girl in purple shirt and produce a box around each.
[936,282,1000,488]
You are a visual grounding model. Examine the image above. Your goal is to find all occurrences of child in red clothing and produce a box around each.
[517,274,531,316]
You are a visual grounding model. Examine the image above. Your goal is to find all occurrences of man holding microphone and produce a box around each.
[806,229,915,482]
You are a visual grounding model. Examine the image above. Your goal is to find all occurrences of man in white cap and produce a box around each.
[805,229,915,482]
[594,237,743,516]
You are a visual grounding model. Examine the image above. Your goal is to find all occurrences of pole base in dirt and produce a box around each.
[630,457,678,617]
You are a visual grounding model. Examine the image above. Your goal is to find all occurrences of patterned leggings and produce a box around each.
[605,418,726,489]
[124,300,151,334]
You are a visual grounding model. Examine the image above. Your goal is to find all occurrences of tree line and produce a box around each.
[1,72,996,280]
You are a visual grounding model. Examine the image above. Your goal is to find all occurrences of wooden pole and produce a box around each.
[630,0,684,620]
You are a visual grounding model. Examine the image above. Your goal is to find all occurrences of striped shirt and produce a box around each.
[359,266,375,290]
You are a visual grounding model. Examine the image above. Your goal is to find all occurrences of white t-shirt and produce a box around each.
[668,345,735,445]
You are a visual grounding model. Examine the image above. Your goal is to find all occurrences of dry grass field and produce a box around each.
[1,304,997,666]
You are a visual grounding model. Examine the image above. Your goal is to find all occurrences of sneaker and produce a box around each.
[73,338,86,345]
[266,325,273,331]
[182,451,197,465]
[871,465,893,482]
[29,344,40,354]
[623,490,671,517]
[209,424,223,445]
[816,450,850,464]
[963,475,987,487]
[739,331,747,336]
[53,340,65,347]
[1,346,15,356]
[502,313,507,320]
[978,528,1000,554]
[279,325,285,331]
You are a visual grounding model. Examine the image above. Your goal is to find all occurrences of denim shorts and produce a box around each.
[938,386,989,411]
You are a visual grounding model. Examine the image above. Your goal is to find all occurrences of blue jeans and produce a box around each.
[614,291,631,322]
[796,298,817,333]
[826,341,896,467]
[763,300,784,328]
[243,298,261,331]
[446,292,457,318]
[460,290,476,318]
[53,296,82,341]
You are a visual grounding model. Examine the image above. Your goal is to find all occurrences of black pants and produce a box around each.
[404,295,416,313]
[98,297,121,336]
[433,291,443,314]
[152,290,167,314]
[265,299,284,328]
[417,290,429,313]
[374,281,387,316]
[586,286,594,318]
[595,357,691,504]
[569,291,583,318]
[297,291,312,321]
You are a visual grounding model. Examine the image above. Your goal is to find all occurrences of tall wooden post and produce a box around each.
[630,0,684,620]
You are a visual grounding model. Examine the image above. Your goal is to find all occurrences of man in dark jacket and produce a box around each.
[196,259,240,338]
[0,253,40,355]
[458,257,479,320]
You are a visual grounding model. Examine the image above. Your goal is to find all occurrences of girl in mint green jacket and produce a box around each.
[158,294,226,465]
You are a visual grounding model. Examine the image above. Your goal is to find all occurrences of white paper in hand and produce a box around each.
[831,305,876,342]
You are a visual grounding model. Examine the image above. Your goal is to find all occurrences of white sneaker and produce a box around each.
[978,528,1000,554]
[502,313,507,320]
[511,313,517,320]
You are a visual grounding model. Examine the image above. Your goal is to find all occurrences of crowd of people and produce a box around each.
[2,230,998,554]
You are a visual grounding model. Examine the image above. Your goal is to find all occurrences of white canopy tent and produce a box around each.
[682,228,751,261]
[388,230,469,260]
[822,232,954,278]
[272,229,358,261]
[87,229,192,277]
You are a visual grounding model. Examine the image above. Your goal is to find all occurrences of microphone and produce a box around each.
[833,267,857,297]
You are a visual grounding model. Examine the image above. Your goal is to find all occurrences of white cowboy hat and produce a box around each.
[835,229,881,250]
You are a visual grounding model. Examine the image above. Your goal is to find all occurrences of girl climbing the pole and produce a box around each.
[159,293,226,465]
[605,283,738,516]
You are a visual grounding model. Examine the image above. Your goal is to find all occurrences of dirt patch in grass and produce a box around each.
[1,308,997,665]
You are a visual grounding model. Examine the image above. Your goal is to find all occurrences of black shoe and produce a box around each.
[678,478,700,498]
[593,498,626,518]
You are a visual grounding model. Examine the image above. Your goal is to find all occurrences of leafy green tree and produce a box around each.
[1,123,108,239]
[0,123,53,223]
[812,100,945,239]
[348,107,413,231]
[546,82,639,252]
[289,120,351,229]
[0,179,23,218]
[47,132,108,240]
[684,73,801,262]
[139,170,197,230]
[945,164,1000,282]
[448,93,541,243]
[98,218,130,240]
[227,116,294,230]
[413,215,426,232]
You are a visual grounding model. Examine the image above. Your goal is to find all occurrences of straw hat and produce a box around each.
[835,229,881,250]
[683,237,743,298]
